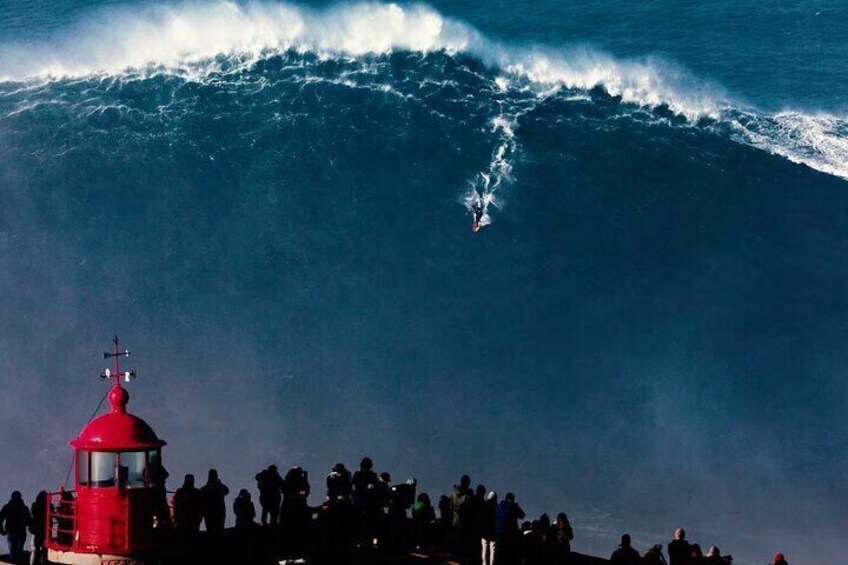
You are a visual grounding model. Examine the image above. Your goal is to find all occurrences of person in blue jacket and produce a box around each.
[494,492,525,565]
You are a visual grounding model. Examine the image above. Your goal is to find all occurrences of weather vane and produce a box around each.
[100,335,136,384]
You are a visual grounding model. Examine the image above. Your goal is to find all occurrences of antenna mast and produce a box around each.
[101,335,136,384]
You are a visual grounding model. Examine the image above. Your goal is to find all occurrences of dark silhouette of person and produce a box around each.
[201,469,230,532]
[255,464,283,526]
[317,486,355,565]
[174,474,203,535]
[643,544,668,565]
[233,489,256,528]
[772,553,789,565]
[706,546,726,565]
[610,534,641,565]
[281,466,311,555]
[450,474,473,556]
[450,475,473,531]
[668,528,692,565]
[352,457,377,535]
[0,491,32,564]
[352,457,377,506]
[319,461,355,561]
[389,477,418,549]
[494,492,525,565]
[523,517,547,565]
[375,472,392,513]
[480,491,497,565]
[519,520,532,560]
[29,491,49,565]
[326,463,352,501]
[461,484,485,564]
[368,471,392,546]
[437,494,452,551]
[690,544,705,565]
[545,512,574,564]
[282,466,310,504]
[456,484,484,565]
[387,477,416,551]
[149,462,171,529]
[411,492,435,550]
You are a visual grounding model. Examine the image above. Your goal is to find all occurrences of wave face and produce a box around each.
[1,0,847,196]
[2,3,848,565]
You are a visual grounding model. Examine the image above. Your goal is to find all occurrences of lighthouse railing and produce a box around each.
[45,490,132,553]
[46,489,171,554]
[45,491,78,551]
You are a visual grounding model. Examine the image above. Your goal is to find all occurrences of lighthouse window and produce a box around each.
[89,452,117,487]
[77,452,90,485]
[119,451,147,489]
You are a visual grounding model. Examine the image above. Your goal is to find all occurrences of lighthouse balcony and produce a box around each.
[46,491,135,554]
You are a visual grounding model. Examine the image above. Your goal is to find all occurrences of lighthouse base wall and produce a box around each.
[48,549,156,565]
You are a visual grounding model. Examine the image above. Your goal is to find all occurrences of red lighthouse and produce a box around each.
[47,338,167,565]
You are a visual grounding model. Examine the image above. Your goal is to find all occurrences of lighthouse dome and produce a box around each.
[70,384,166,451]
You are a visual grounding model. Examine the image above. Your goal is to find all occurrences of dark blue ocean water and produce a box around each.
[1,2,846,564]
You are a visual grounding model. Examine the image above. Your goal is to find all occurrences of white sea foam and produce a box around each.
[462,114,516,226]
[0,1,846,185]
[729,110,848,180]
[0,1,721,119]
[0,2,478,79]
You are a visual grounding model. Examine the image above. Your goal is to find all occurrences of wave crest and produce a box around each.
[1,1,846,192]
[0,1,717,117]
[0,2,478,79]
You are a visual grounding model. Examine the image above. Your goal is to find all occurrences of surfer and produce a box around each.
[471,203,484,232]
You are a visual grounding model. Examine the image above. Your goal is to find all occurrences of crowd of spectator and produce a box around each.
[0,459,791,565]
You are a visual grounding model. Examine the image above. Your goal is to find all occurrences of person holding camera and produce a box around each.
[256,464,284,526]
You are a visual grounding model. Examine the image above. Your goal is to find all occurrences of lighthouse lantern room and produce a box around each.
[47,338,167,565]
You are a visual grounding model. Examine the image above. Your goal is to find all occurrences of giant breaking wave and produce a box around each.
[1,0,846,221]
